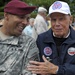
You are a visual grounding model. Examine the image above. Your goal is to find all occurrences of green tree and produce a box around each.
[0,0,75,16]
[23,0,56,17]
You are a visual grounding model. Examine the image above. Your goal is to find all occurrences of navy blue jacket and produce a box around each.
[36,27,75,75]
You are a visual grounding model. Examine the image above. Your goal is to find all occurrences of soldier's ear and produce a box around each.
[4,12,10,20]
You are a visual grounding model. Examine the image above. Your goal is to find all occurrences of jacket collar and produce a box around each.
[53,29,70,38]
[44,26,75,44]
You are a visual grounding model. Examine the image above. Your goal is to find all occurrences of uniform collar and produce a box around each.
[0,36,19,45]
[0,30,19,45]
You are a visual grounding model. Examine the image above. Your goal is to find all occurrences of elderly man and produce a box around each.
[27,1,75,75]
[32,7,48,40]
[0,0,39,75]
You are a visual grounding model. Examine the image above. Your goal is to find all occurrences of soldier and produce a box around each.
[0,0,39,75]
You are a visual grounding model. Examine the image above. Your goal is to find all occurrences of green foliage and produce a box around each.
[24,0,56,16]
[24,0,56,9]
[0,0,5,6]
[30,12,37,18]
[69,0,75,16]
[23,0,75,16]
[0,6,4,12]
[0,0,75,16]
[0,12,4,16]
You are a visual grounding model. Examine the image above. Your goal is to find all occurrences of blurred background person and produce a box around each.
[72,16,75,30]
[46,15,51,29]
[32,7,48,40]
[23,18,35,37]
[0,16,4,27]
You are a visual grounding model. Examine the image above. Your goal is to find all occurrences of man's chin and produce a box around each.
[55,34,63,38]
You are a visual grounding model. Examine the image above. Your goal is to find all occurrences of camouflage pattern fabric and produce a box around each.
[0,33,39,75]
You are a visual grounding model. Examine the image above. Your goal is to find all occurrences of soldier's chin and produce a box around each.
[14,32,22,36]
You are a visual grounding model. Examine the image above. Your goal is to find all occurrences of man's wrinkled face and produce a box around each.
[50,13,72,38]
[4,13,30,36]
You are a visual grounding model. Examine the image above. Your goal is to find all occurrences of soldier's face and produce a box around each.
[4,13,29,36]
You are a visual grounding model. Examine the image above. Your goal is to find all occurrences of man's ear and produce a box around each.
[70,15,73,25]
[4,12,9,20]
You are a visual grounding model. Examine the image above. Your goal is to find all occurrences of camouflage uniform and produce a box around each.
[0,33,39,75]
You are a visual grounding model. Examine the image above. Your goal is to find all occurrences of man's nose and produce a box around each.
[55,20,60,26]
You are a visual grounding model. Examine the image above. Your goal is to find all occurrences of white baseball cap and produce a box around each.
[48,1,71,16]
[38,7,47,12]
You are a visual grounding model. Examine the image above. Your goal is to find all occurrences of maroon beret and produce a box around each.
[4,0,36,16]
